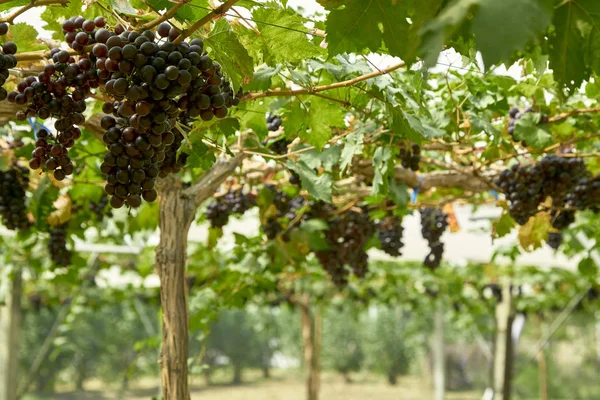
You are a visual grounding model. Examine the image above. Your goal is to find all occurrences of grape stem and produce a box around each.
[137,0,191,31]
[172,0,240,45]
[0,0,68,24]
[241,61,407,101]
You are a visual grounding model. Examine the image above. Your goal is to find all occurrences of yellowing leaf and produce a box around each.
[518,213,550,252]
[47,194,72,227]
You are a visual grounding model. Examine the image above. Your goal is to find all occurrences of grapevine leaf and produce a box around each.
[372,146,391,196]
[387,105,444,143]
[340,130,364,173]
[513,113,553,149]
[0,0,28,12]
[252,7,324,65]
[493,211,516,239]
[283,98,345,150]
[30,177,59,231]
[7,23,45,52]
[325,0,443,63]
[578,257,598,278]
[518,213,550,252]
[320,146,341,172]
[389,180,408,209]
[287,161,332,202]
[550,0,600,88]
[204,19,254,90]
[245,65,282,91]
[472,0,553,67]
[420,0,479,67]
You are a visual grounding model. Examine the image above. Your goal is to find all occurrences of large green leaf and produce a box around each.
[8,23,46,52]
[325,0,443,63]
[283,97,345,149]
[550,0,600,88]
[340,130,364,173]
[287,161,332,202]
[421,0,552,68]
[513,113,553,149]
[372,146,391,196]
[252,7,324,65]
[205,19,255,90]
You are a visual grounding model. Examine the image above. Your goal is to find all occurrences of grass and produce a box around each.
[23,369,482,400]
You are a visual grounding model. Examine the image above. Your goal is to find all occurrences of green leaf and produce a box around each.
[325,0,443,63]
[550,0,600,88]
[513,113,553,149]
[252,7,324,65]
[493,212,516,238]
[245,65,282,91]
[372,147,391,196]
[287,161,332,202]
[388,105,444,143]
[7,23,45,52]
[205,19,254,90]
[421,0,479,67]
[388,180,408,209]
[30,177,59,231]
[518,213,550,252]
[320,146,341,172]
[283,97,345,149]
[472,0,552,67]
[578,257,598,278]
[340,130,364,173]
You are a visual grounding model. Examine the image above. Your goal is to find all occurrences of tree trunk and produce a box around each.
[432,300,445,400]
[0,269,22,400]
[155,176,195,400]
[300,300,321,400]
[493,280,513,400]
[232,363,242,385]
[262,365,270,379]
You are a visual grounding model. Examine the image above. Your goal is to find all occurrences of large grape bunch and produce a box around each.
[260,185,305,240]
[315,208,375,286]
[48,224,72,266]
[206,188,256,228]
[495,155,589,234]
[84,21,239,208]
[0,163,30,231]
[377,215,404,257]
[420,207,448,269]
[0,23,16,101]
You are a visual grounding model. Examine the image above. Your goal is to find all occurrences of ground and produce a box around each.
[23,370,481,400]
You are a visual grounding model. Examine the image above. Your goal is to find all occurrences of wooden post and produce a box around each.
[0,269,22,400]
[493,281,513,400]
[300,298,320,400]
[432,300,445,400]
[535,314,548,400]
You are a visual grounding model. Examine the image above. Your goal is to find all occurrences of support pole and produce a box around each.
[0,269,22,400]
[433,300,445,400]
[493,280,513,400]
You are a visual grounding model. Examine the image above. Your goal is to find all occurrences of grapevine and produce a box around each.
[420,207,448,269]
[48,224,72,267]
[0,162,31,231]
[377,215,404,257]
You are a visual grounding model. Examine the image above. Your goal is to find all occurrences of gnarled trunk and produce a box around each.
[156,176,195,400]
[300,301,321,400]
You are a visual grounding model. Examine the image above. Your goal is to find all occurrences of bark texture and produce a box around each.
[155,156,245,400]
[300,300,321,400]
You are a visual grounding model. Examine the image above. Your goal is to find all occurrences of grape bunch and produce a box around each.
[420,208,448,269]
[495,155,589,228]
[88,21,239,208]
[0,24,16,101]
[0,163,30,231]
[400,143,420,171]
[314,208,375,286]
[62,16,107,52]
[268,138,291,155]
[566,174,600,212]
[260,186,306,240]
[377,215,404,257]
[9,45,97,179]
[206,189,256,228]
[507,106,549,145]
[547,232,563,249]
[266,114,282,131]
[48,224,72,267]
[89,194,112,221]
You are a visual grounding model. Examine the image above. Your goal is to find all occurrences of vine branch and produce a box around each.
[172,0,240,45]
[548,106,600,123]
[241,61,407,101]
[0,0,68,24]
